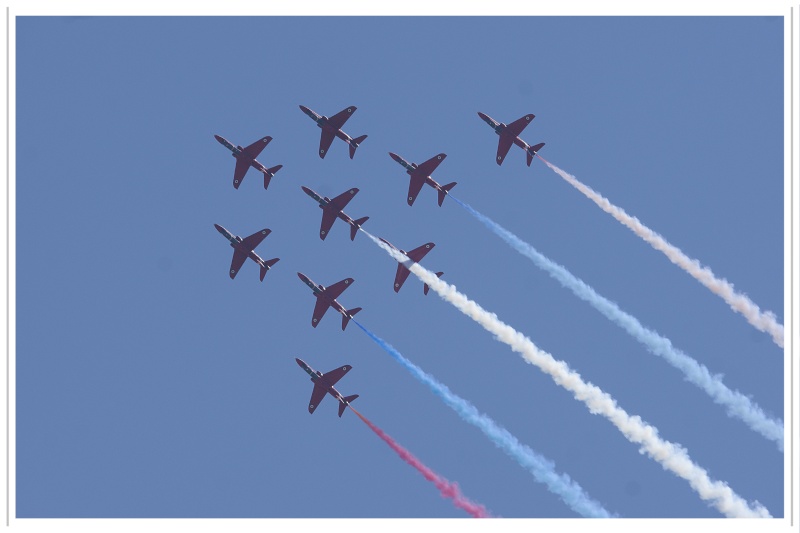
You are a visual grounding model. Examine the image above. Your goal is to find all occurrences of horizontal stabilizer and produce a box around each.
[259,258,279,281]
[338,394,359,417]
[437,182,457,206]
[348,135,368,159]
[263,165,282,189]
[423,272,444,295]
[342,307,362,331]
[526,143,545,167]
[350,216,369,241]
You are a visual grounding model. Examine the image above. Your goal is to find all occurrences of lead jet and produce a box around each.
[297,272,362,330]
[378,238,443,295]
[301,186,369,241]
[214,134,283,189]
[299,105,368,159]
[388,152,457,207]
[477,112,545,167]
[295,358,359,417]
[214,223,279,281]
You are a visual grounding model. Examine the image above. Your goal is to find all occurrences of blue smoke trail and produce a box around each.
[351,319,616,518]
[449,195,783,451]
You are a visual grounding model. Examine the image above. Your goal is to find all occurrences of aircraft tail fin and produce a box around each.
[338,394,359,417]
[263,165,283,189]
[423,272,444,295]
[349,216,369,241]
[259,258,280,281]
[526,142,545,167]
[342,307,362,330]
[437,182,457,206]
[348,135,368,159]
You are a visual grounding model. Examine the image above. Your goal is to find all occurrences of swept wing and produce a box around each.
[322,365,352,386]
[327,106,357,130]
[240,229,271,251]
[414,153,447,177]
[241,136,272,159]
[308,384,327,414]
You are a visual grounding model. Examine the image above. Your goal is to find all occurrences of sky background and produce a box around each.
[14,15,784,519]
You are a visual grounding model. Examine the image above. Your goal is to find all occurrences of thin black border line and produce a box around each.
[789,3,792,521]
[5,6,9,528]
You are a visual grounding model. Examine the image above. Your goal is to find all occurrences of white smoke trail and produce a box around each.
[540,157,784,349]
[450,196,783,451]
[362,230,771,518]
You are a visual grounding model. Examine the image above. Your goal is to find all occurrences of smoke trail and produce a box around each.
[449,195,783,452]
[363,231,770,518]
[539,156,784,348]
[348,406,492,518]
[351,320,615,518]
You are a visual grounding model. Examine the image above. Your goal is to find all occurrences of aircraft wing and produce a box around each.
[240,229,271,251]
[233,158,251,188]
[414,153,447,177]
[405,242,435,263]
[320,278,354,301]
[507,114,534,137]
[242,136,272,159]
[406,173,427,206]
[393,264,412,293]
[319,129,336,158]
[318,209,338,240]
[322,365,352,387]
[311,297,331,327]
[229,250,249,279]
[496,136,514,164]
[329,188,359,211]
[327,106,357,131]
[308,384,328,414]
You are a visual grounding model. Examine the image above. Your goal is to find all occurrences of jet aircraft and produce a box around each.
[477,112,545,167]
[214,134,283,190]
[299,105,367,159]
[214,224,279,281]
[387,152,456,207]
[301,186,369,241]
[295,358,359,417]
[378,238,443,295]
[297,272,362,330]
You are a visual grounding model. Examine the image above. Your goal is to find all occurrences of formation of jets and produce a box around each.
[212,106,545,417]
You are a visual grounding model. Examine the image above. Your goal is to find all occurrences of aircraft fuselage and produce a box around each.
[301,186,360,228]
[297,272,347,313]
[295,358,348,404]
[389,153,447,192]
[214,134,272,175]
[299,105,354,144]
[214,223,266,266]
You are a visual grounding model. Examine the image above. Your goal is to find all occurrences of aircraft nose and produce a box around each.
[295,358,305,367]
[214,134,223,143]
[300,186,312,196]
[213,223,224,234]
[297,272,308,282]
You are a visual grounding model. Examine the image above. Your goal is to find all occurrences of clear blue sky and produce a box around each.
[15,15,784,519]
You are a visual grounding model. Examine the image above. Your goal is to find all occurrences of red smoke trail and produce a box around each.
[349,406,492,518]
